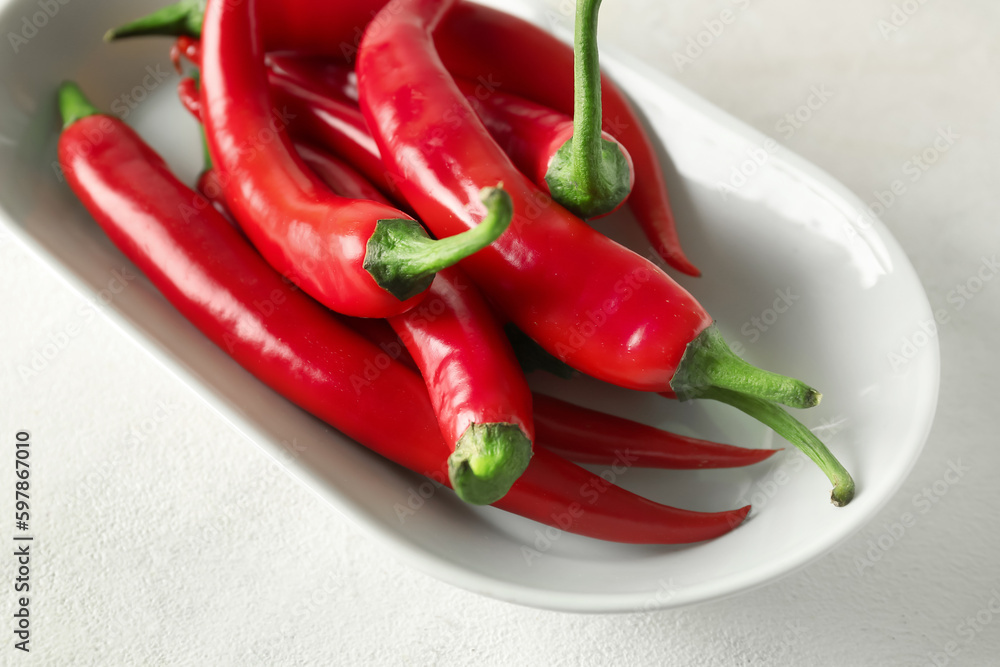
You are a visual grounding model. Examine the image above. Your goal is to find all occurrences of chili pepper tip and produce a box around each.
[57,82,101,129]
[449,423,533,506]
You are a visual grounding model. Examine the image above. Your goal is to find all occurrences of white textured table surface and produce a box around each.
[2,0,999,664]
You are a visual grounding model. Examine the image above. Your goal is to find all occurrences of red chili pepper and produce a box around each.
[197,0,514,317]
[57,81,748,543]
[456,78,633,213]
[267,54,633,220]
[169,34,200,72]
[177,74,200,116]
[433,2,699,275]
[267,131,536,505]
[356,0,854,505]
[389,266,534,505]
[326,313,773,470]
[532,394,778,469]
[179,76,390,212]
[109,0,698,275]
[118,0,853,502]
[266,65,393,204]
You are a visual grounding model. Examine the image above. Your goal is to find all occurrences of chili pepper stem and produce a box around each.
[545,0,631,220]
[701,387,855,506]
[104,0,203,42]
[449,423,533,505]
[58,82,101,128]
[365,186,514,301]
[671,323,821,409]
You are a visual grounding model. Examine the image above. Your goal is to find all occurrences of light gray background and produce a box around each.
[2,0,998,664]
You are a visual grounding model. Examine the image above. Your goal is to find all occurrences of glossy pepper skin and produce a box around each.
[124,0,852,505]
[532,394,778,469]
[180,74,389,209]
[267,55,634,217]
[433,2,698,275]
[266,124,535,507]
[113,0,696,275]
[57,85,749,543]
[198,0,510,316]
[389,267,535,505]
[178,76,390,218]
[266,65,394,205]
[357,0,711,393]
[455,78,634,215]
[174,38,404,209]
[355,0,854,507]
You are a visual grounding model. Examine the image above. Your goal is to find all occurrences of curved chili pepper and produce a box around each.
[389,266,534,505]
[57,81,749,543]
[174,38,404,208]
[197,0,513,317]
[268,132,535,506]
[109,0,699,275]
[266,66,392,203]
[456,78,633,213]
[334,318,774,470]
[356,0,853,505]
[267,54,633,221]
[179,76,391,212]
[433,2,699,275]
[533,394,778,469]
[124,0,853,502]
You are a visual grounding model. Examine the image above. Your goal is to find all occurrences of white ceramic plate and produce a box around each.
[0,0,938,612]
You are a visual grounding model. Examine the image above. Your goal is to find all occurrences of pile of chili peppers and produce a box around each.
[56,0,855,546]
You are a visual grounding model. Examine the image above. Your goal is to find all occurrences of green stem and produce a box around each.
[671,324,821,409]
[199,126,213,172]
[572,0,605,189]
[104,0,204,42]
[702,387,855,506]
[544,0,632,219]
[448,423,533,505]
[364,186,514,301]
[58,82,101,129]
[191,76,212,172]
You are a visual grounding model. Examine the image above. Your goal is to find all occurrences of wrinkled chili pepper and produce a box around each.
[109,0,697,274]
[356,0,853,505]
[57,81,749,542]
[197,0,514,317]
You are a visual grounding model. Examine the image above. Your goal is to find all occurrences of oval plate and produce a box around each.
[0,0,938,612]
